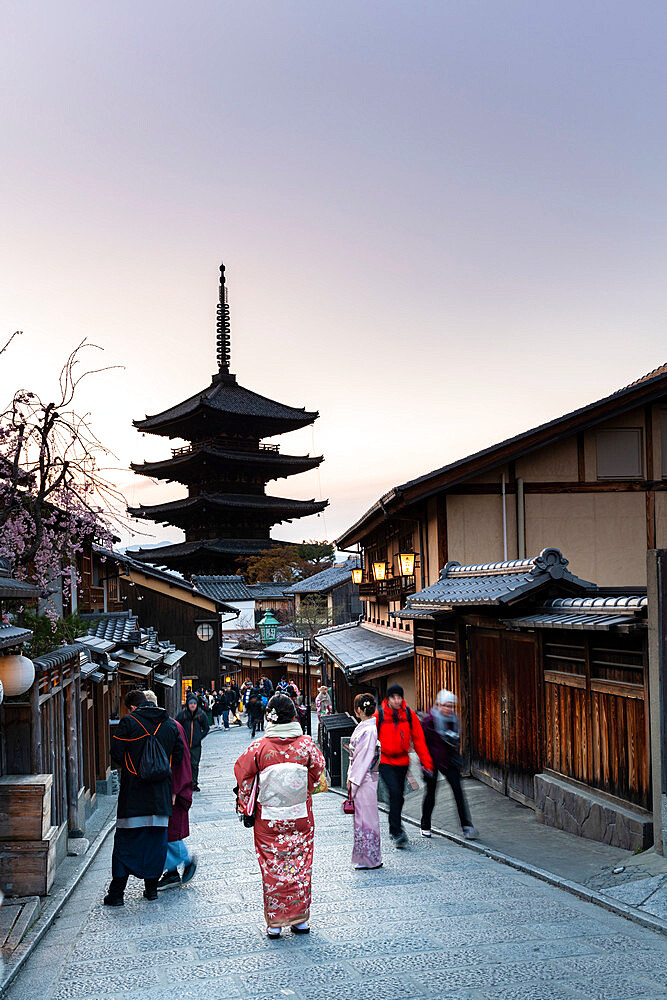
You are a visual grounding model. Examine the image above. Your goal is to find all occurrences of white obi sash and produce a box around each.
[258,761,309,820]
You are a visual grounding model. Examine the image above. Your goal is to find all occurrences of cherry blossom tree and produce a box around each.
[0,337,122,597]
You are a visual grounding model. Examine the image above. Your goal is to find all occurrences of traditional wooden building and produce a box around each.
[393,548,652,851]
[129,263,327,576]
[338,364,667,639]
[286,560,362,628]
[193,575,256,632]
[246,582,295,622]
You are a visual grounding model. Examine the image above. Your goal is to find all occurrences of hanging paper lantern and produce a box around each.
[0,654,35,697]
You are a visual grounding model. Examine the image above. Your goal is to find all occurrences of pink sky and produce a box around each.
[2,2,666,551]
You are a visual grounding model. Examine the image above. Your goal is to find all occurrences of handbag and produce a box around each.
[342,789,355,815]
[312,770,329,795]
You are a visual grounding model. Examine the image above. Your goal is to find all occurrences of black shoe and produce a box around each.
[394,831,408,849]
[181,855,198,885]
[290,921,310,934]
[103,894,124,907]
[157,870,181,891]
[193,784,201,791]
[143,888,158,901]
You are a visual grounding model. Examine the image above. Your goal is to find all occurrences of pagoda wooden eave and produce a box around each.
[130,446,323,485]
[128,492,328,528]
[133,374,319,440]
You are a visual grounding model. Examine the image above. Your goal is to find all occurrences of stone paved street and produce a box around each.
[4,725,667,1000]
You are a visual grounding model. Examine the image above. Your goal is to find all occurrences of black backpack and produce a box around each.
[377,704,413,729]
[134,718,172,783]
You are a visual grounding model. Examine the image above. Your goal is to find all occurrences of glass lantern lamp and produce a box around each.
[351,567,362,585]
[372,561,387,582]
[397,551,416,577]
[258,610,280,645]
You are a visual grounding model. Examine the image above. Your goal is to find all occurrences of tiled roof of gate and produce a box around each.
[314,620,413,676]
[247,582,292,599]
[395,548,594,615]
[82,611,140,644]
[193,575,254,601]
[34,643,86,670]
[0,623,33,650]
[506,595,648,632]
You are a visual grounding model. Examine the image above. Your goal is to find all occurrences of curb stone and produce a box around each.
[327,787,667,938]
[0,814,117,997]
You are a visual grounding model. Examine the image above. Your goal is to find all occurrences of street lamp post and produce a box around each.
[302,636,312,735]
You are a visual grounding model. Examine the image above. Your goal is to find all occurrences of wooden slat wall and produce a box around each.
[543,632,649,809]
[414,652,458,712]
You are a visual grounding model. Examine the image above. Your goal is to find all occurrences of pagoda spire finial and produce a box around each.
[216,262,231,374]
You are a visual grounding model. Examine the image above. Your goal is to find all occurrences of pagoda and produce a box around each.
[129,264,327,575]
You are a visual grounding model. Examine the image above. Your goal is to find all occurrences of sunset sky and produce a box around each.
[2,2,666,552]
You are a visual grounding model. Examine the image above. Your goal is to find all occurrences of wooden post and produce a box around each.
[648,549,667,854]
[29,671,42,772]
[65,675,82,834]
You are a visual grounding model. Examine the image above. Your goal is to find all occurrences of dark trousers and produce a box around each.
[222,709,229,729]
[250,714,263,737]
[107,874,159,900]
[190,744,202,787]
[421,764,471,831]
[379,762,409,838]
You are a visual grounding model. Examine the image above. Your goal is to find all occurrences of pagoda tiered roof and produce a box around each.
[129,262,327,577]
[128,492,327,528]
[131,442,322,485]
[134,372,318,441]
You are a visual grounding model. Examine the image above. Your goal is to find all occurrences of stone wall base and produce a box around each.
[534,773,653,853]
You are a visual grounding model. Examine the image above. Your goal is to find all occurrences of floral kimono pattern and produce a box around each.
[234,733,325,927]
[348,716,382,868]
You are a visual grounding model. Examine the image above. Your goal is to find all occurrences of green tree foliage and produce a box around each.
[291,594,332,635]
[18,610,89,658]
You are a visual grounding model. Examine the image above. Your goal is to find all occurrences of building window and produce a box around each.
[596,428,643,479]
[196,623,214,642]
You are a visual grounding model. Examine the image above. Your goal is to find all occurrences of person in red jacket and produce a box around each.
[375,683,433,848]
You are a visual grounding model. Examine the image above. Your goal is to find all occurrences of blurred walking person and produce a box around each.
[420,689,477,840]
[347,693,382,870]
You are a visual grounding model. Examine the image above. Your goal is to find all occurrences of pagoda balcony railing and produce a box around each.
[171,440,280,458]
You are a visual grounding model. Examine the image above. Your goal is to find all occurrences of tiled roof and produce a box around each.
[0,559,40,599]
[0,623,33,650]
[286,562,358,595]
[396,549,593,614]
[506,595,648,632]
[314,620,413,676]
[34,644,86,670]
[134,374,318,434]
[247,582,293,599]
[128,493,327,523]
[82,611,140,645]
[193,575,254,601]
[264,640,303,654]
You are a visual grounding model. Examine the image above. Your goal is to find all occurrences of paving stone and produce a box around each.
[4,725,667,1000]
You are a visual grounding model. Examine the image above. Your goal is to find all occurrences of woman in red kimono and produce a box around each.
[234,692,325,937]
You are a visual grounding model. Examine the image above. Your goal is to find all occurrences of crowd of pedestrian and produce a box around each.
[104,673,476,936]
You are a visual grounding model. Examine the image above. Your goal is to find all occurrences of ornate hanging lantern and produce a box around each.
[351,567,362,585]
[397,552,416,577]
[372,561,387,582]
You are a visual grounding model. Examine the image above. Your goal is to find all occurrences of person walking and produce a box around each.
[222,683,242,727]
[315,685,332,720]
[247,689,264,738]
[176,693,210,791]
[260,674,274,698]
[104,689,184,906]
[420,689,477,840]
[212,691,224,729]
[234,693,325,938]
[347,693,382,870]
[375,683,433,849]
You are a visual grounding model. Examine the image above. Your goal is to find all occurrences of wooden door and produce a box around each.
[469,628,506,794]
[469,627,540,802]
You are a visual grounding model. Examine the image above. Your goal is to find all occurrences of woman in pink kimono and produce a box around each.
[347,692,382,870]
[234,693,325,938]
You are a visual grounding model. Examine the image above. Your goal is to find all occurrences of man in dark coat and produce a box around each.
[420,689,477,839]
[105,689,184,906]
[176,693,210,791]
